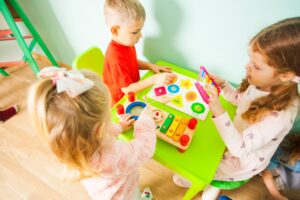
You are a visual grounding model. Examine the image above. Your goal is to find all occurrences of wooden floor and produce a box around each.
[1,60,299,200]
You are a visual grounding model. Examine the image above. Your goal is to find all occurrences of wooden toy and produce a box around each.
[147,72,210,121]
[118,93,198,152]
[154,108,197,152]
[195,66,221,104]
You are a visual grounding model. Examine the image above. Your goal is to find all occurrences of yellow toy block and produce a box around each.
[166,116,181,137]
[172,118,188,141]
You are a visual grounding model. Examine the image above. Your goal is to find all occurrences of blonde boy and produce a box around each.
[103,0,176,105]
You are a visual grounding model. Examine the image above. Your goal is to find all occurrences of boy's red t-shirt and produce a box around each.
[103,40,140,105]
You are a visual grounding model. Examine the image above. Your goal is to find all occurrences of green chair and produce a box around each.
[72,46,104,77]
[211,179,250,190]
[201,179,250,199]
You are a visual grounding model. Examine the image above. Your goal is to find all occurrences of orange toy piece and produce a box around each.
[172,118,188,141]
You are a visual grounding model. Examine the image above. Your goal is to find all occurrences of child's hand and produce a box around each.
[205,84,225,117]
[149,64,172,74]
[209,74,225,87]
[119,114,135,131]
[153,73,177,85]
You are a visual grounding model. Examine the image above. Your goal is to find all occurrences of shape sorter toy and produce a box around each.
[147,66,221,121]
[116,92,198,152]
[147,72,209,120]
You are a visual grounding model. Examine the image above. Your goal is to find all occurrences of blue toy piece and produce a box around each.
[167,84,180,93]
[125,101,146,120]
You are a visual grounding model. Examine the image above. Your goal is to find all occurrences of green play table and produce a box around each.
[111,60,236,200]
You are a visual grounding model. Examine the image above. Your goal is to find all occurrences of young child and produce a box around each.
[262,133,300,200]
[103,0,176,105]
[27,67,157,200]
[173,17,300,200]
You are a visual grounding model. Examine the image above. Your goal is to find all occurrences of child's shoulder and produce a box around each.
[106,41,134,61]
[267,99,299,125]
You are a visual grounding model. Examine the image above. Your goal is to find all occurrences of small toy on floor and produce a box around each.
[218,195,232,200]
[0,105,18,123]
[141,187,153,200]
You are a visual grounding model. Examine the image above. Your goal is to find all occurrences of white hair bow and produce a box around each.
[38,66,94,98]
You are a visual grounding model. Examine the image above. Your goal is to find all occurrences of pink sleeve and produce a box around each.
[212,111,293,158]
[117,114,156,172]
[221,81,242,106]
[109,123,123,137]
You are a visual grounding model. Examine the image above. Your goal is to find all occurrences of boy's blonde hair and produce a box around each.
[239,17,300,123]
[27,70,112,179]
[104,0,145,27]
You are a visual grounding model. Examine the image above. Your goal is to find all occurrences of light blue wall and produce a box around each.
[18,0,300,83]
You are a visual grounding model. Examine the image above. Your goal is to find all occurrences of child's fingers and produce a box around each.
[120,113,132,121]
[128,118,135,124]
[209,74,218,80]
[205,84,218,96]
[124,114,133,121]
[164,73,177,84]
[159,66,172,73]
[209,74,224,86]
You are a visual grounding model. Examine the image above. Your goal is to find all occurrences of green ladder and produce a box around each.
[0,0,58,77]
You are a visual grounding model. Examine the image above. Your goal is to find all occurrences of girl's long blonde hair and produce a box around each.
[27,70,111,179]
[239,17,300,123]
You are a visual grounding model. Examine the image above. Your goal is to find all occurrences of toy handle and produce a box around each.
[195,81,210,104]
[199,66,221,95]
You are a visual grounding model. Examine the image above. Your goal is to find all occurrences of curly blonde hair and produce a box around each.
[27,70,112,180]
[104,0,146,27]
[238,17,300,123]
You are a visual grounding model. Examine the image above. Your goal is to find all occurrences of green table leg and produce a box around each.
[183,181,206,200]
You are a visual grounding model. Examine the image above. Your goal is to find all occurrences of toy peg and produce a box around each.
[178,148,185,153]
[188,118,197,130]
[178,134,190,153]
[116,104,125,115]
[180,134,190,147]
[128,91,135,102]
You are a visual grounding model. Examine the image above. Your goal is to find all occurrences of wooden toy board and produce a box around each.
[147,72,209,121]
[122,100,197,150]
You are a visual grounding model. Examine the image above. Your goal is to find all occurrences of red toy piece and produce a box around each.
[116,104,125,115]
[187,118,197,130]
[178,134,190,153]
[128,91,135,102]
[180,134,190,146]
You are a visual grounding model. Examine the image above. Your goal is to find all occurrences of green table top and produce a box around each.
[111,60,236,190]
